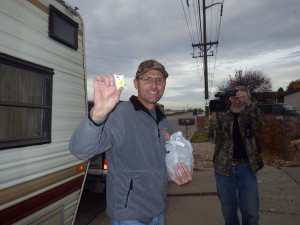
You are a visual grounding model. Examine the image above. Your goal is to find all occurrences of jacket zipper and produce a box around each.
[157,126,160,138]
[125,178,133,208]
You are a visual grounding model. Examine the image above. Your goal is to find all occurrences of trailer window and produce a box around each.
[49,5,79,50]
[0,53,54,150]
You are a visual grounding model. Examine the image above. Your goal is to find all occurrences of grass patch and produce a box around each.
[190,131,209,143]
[166,111,191,117]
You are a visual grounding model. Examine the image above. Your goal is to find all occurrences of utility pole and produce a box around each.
[202,0,209,100]
[192,0,222,116]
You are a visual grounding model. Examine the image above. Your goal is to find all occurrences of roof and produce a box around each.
[252,89,300,103]
[283,89,300,96]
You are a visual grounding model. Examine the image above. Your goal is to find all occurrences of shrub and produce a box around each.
[257,116,300,160]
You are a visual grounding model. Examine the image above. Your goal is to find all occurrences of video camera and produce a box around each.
[209,89,238,112]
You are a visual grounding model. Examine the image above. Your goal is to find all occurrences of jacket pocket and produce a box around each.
[124,178,133,208]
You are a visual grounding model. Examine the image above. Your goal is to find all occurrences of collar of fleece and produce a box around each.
[129,95,166,124]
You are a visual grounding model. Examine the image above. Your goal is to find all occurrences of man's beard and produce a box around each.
[230,105,245,113]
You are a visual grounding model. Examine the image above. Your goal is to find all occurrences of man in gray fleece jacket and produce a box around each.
[69,59,193,225]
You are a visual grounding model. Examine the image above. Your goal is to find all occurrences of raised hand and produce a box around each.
[236,90,251,106]
[90,74,123,121]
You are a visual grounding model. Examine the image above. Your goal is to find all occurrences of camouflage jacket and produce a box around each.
[208,104,266,175]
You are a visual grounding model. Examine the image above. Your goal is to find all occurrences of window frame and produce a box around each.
[49,5,79,50]
[0,53,54,150]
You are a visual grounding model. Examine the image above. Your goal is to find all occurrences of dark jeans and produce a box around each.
[215,163,259,225]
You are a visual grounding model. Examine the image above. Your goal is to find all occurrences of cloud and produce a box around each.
[67,0,300,109]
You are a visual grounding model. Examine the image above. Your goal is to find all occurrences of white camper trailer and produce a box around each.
[0,1,88,224]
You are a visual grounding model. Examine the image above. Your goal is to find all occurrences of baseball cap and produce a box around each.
[135,59,169,79]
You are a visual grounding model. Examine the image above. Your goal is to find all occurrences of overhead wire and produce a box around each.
[194,0,200,44]
[181,0,224,97]
[209,0,224,89]
[196,0,203,44]
[180,0,195,45]
[181,0,203,86]
[193,0,203,83]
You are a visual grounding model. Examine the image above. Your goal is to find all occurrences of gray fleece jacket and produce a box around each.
[69,95,173,221]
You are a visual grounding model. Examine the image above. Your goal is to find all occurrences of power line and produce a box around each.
[180,0,195,44]
[181,0,224,106]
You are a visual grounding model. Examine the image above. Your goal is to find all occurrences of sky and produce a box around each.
[65,0,300,110]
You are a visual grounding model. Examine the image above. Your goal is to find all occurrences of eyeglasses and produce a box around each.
[137,77,166,84]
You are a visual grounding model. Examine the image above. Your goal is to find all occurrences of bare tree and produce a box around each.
[219,70,272,93]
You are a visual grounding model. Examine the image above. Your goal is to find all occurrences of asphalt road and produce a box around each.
[74,189,106,225]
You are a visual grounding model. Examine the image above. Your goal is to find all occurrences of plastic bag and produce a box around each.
[165,131,194,176]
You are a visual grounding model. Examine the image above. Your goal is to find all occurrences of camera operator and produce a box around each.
[208,86,266,225]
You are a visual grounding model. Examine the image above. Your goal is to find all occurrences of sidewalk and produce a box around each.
[88,143,300,225]
[88,168,221,225]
